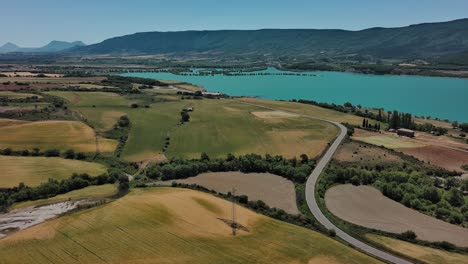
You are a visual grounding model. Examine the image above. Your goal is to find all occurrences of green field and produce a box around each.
[239,97,384,127]
[166,99,338,159]
[0,119,117,153]
[49,91,338,162]
[0,91,42,99]
[12,184,117,209]
[0,188,380,264]
[0,155,107,187]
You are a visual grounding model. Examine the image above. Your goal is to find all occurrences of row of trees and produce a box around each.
[0,147,87,160]
[146,153,314,184]
[320,164,468,226]
[361,119,381,130]
[0,170,126,212]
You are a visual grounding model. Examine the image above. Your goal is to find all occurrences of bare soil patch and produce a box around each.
[167,172,299,214]
[0,200,94,239]
[398,145,468,172]
[325,184,468,246]
[353,128,381,137]
[334,141,402,164]
[251,111,299,119]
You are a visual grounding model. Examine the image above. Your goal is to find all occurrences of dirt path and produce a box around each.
[0,200,89,239]
[228,98,413,264]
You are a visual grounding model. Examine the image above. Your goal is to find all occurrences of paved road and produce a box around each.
[228,98,413,264]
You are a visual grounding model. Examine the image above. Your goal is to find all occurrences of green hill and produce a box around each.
[73,19,468,58]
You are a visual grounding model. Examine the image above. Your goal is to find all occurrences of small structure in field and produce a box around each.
[397,128,415,138]
[184,107,194,112]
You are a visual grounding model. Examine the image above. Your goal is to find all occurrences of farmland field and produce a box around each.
[169,172,299,214]
[0,120,117,153]
[165,99,338,160]
[366,234,468,264]
[325,184,468,246]
[0,155,107,187]
[0,188,380,264]
[0,91,42,99]
[49,91,338,162]
[12,184,117,209]
[238,97,381,127]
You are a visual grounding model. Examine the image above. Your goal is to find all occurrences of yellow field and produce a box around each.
[366,234,468,264]
[0,155,107,187]
[0,120,117,153]
[0,188,380,264]
[12,184,117,209]
[239,97,382,127]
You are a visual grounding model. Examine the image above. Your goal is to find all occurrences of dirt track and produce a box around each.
[326,184,468,247]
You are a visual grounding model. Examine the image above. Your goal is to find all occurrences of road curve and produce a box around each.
[227,98,413,264]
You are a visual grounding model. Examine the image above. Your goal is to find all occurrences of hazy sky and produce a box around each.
[2,0,468,47]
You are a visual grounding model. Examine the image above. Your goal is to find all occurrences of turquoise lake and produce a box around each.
[122,68,468,122]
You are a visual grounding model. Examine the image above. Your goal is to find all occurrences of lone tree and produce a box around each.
[300,154,309,164]
[181,111,190,123]
[118,175,130,192]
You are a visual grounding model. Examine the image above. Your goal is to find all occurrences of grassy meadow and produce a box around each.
[0,155,107,187]
[49,91,338,162]
[0,188,381,264]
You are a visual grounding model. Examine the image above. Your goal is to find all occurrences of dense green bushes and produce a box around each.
[0,170,122,212]
[146,153,315,184]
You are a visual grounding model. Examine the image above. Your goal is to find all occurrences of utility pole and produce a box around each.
[231,187,237,236]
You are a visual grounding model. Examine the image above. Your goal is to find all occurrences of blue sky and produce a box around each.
[2,0,468,47]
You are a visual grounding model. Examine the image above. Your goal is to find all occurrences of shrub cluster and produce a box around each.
[146,153,315,184]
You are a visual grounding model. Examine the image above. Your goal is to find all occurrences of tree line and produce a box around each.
[0,170,127,212]
[146,153,314,184]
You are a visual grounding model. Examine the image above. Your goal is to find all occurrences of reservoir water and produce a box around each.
[122,68,468,122]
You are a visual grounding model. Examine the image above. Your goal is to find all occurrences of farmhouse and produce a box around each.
[397,128,415,137]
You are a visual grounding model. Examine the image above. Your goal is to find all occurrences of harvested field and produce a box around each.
[0,155,107,187]
[0,120,117,153]
[366,234,468,264]
[333,140,402,164]
[325,184,468,246]
[0,188,380,264]
[0,106,34,113]
[352,134,425,149]
[0,72,63,77]
[0,118,29,127]
[0,91,41,99]
[169,172,299,214]
[398,145,468,172]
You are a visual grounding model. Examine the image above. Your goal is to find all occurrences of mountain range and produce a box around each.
[71,19,468,59]
[0,41,85,53]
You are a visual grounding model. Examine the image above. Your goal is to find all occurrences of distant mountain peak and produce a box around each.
[0,42,20,53]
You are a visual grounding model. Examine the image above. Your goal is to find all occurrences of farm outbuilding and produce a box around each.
[397,128,415,137]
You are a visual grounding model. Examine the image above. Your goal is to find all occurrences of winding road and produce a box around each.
[228,98,413,264]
